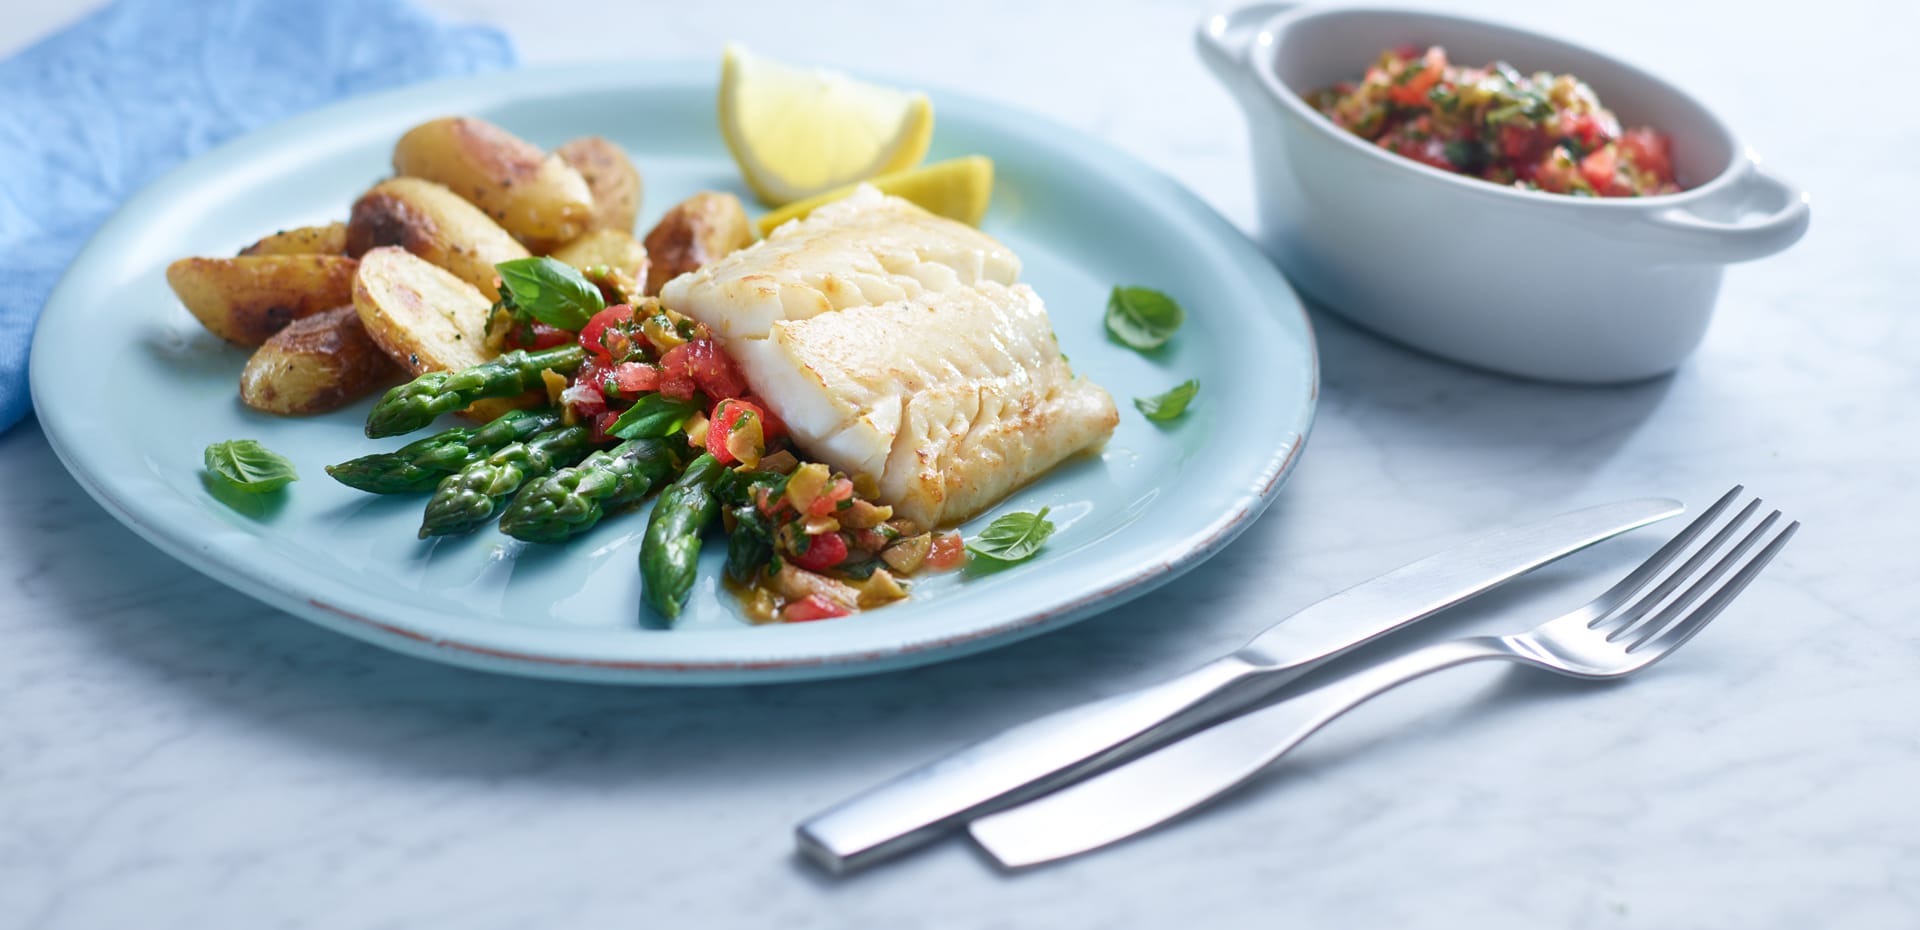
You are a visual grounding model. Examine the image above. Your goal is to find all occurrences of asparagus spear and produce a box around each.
[418,424,594,538]
[326,408,563,494]
[365,344,586,438]
[640,452,724,620]
[496,438,683,543]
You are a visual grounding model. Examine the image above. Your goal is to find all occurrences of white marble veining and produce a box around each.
[2,1,1915,927]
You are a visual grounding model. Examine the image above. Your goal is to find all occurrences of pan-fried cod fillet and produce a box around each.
[661,187,1118,528]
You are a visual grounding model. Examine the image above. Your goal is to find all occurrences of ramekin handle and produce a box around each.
[1195,4,1298,83]
[1641,156,1811,263]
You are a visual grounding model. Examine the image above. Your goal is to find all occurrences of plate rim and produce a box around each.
[29,61,1318,684]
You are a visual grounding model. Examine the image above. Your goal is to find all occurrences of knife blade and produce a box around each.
[796,498,1682,874]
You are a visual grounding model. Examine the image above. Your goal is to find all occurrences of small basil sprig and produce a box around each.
[495,257,605,331]
[968,507,1055,564]
[1104,285,1185,351]
[204,440,298,493]
[1135,379,1200,422]
[608,394,700,440]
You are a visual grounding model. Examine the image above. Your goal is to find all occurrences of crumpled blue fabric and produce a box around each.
[0,0,515,433]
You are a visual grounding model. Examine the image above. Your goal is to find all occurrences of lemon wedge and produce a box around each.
[719,45,934,206]
[756,156,995,236]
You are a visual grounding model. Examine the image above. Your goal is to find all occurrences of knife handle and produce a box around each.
[796,653,1274,873]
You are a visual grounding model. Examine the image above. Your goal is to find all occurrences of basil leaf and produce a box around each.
[495,257,604,331]
[967,507,1055,564]
[203,439,298,493]
[1134,379,1200,422]
[1104,286,1186,351]
[607,394,699,440]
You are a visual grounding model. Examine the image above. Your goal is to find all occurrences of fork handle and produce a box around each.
[967,637,1513,866]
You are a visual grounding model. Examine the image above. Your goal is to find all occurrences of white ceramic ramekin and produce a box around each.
[1199,4,1810,383]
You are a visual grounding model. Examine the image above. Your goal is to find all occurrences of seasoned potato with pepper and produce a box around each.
[550,228,649,284]
[392,117,594,251]
[642,191,755,295]
[238,222,348,257]
[239,306,398,415]
[345,177,528,300]
[555,136,642,235]
[351,246,493,376]
[166,254,358,346]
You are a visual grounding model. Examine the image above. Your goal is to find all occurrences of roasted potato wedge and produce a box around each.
[392,117,594,251]
[239,305,399,415]
[166,255,358,346]
[238,222,348,257]
[351,246,493,375]
[555,136,642,235]
[345,177,528,300]
[353,247,538,422]
[642,191,755,295]
[551,228,649,283]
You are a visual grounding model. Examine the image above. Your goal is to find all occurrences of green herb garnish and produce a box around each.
[495,256,605,331]
[203,440,298,494]
[967,507,1055,564]
[607,393,700,440]
[1104,286,1186,352]
[1134,379,1200,422]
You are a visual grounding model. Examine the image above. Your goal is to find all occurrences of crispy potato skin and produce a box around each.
[642,192,755,295]
[166,255,358,346]
[238,222,348,257]
[392,117,594,252]
[240,305,399,415]
[550,228,649,283]
[345,177,528,300]
[555,136,642,235]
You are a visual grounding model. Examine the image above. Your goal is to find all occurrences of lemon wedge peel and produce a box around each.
[756,156,995,236]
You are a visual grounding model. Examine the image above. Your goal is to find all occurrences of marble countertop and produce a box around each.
[2,1,1913,927]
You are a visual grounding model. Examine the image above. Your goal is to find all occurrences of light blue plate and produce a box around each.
[30,63,1316,684]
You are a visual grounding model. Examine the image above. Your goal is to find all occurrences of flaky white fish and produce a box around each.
[661,187,1117,528]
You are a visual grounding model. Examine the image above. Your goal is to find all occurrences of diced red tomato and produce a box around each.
[685,340,749,401]
[705,398,764,466]
[569,359,610,417]
[1579,145,1618,193]
[1386,46,1445,106]
[578,305,635,363]
[789,531,849,572]
[925,533,966,571]
[1619,128,1673,181]
[1500,125,1546,163]
[658,340,750,404]
[656,342,699,401]
[590,410,622,444]
[807,478,854,518]
[1533,149,1581,193]
[1560,111,1610,150]
[782,594,851,623]
[507,321,574,350]
[605,362,661,397]
[1381,135,1453,171]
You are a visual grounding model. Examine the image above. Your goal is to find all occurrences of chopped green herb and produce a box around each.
[967,507,1055,564]
[1134,379,1200,422]
[495,256,604,331]
[607,393,700,440]
[1104,286,1186,352]
[203,439,298,494]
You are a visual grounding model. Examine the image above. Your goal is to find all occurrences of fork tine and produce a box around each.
[1584,485,1745,630]
[1620,510,1780,650]
[1598,496,1762,639]
[1634,519,1799,656]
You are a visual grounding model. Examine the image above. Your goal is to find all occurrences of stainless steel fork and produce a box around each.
[969,487,1798,868]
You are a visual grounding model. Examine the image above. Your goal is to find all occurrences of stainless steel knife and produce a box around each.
[796,498,1682,874]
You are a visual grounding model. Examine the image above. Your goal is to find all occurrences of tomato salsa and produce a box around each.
[1309,45,1680,197]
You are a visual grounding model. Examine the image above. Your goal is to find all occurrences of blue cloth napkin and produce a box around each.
[0,0,516,433]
